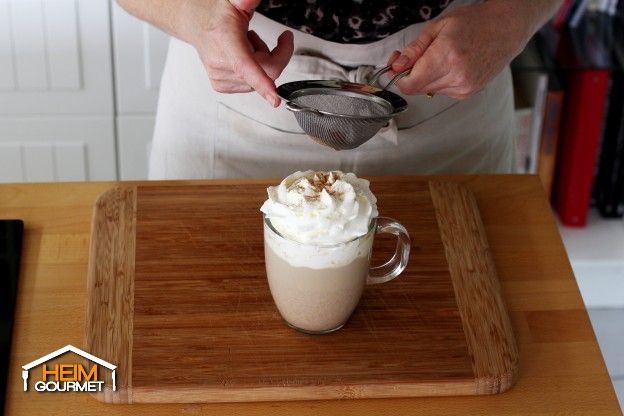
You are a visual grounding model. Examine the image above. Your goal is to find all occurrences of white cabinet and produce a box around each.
[112,2,169,179]
[0,0,114,115]
[0,117,116,181]
[0,0,116,182]
[0,0,169,183]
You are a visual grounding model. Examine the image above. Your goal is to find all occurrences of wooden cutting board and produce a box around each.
[85,179,518,404]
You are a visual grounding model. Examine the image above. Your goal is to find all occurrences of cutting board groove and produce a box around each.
[86,180,518,403]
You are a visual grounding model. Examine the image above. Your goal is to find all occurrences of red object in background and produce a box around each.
[553,0,574,29]
[554,70,611,226]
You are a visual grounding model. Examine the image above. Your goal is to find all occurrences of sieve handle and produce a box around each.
[285,101,322,115]
[368,65,392,86]
[368,65,411,91]
[385,69,411,90]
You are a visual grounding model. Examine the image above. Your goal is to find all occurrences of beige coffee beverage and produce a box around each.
[261,170,410,334]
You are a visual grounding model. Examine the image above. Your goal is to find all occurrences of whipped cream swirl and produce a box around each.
[260,171,378,245]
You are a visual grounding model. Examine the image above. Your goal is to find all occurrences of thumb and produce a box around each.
[392,23,438,72]
[386,50,402,66]
[229,0,261,14]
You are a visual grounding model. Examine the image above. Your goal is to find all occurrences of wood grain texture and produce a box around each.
[85,187,136,403]
[429,181,518,394]
[85,181,517,403]
[3,176,620,415]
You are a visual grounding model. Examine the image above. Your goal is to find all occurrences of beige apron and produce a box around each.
[149,0,516,179]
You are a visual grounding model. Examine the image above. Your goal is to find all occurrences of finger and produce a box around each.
[248,30,270,53]
[229,0,261,14]
[386,50,401,67]
[395,47,450,95]
[205,58,233,72]
[383,50,402,81]
[434,85,479,100]
[208,68,244,82]
[211,79,254,93]
[225,30,279,106]
[430,87,464,100]
[415,72,455,97]
[264,30,294,79]
[392,24,440,72]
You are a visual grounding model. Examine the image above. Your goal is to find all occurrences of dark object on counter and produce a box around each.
[593,11,624,218]
[0,220,24,416]
[595,70,624,218]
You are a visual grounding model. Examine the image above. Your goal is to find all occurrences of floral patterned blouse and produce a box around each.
[258,0,454,44]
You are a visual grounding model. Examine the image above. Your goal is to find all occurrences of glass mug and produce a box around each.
[263,215,411,334]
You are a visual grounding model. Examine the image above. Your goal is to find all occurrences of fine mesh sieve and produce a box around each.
[277,66,410,150]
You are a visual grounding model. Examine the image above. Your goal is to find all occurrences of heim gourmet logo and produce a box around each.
[22,345,116,392]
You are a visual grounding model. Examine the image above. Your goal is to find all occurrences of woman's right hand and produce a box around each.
[183,0,294,107]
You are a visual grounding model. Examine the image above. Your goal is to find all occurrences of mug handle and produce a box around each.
[367,217,411,285]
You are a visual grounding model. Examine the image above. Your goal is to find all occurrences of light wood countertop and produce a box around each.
[1,175,620,415]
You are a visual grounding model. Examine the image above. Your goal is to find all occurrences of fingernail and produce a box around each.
[264,93,278,107]
[395,55,409,66]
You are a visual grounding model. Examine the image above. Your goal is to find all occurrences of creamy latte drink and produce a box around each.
[261,171,410,334]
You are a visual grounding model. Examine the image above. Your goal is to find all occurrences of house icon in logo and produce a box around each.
[22,345,117,392]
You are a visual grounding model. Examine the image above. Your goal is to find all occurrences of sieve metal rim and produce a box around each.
[277,80,408,119]
[288,88,394,120]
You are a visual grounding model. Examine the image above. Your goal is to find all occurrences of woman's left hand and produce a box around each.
[386,1,532,100]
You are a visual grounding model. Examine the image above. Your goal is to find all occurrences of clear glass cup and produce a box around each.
[263,215,411,334]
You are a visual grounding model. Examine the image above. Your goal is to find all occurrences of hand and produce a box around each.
[386,2,530,100]
[185,0,294,107]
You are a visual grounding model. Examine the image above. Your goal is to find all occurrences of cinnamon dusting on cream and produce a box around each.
[260,170,378,245]
[288,171,343,202]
